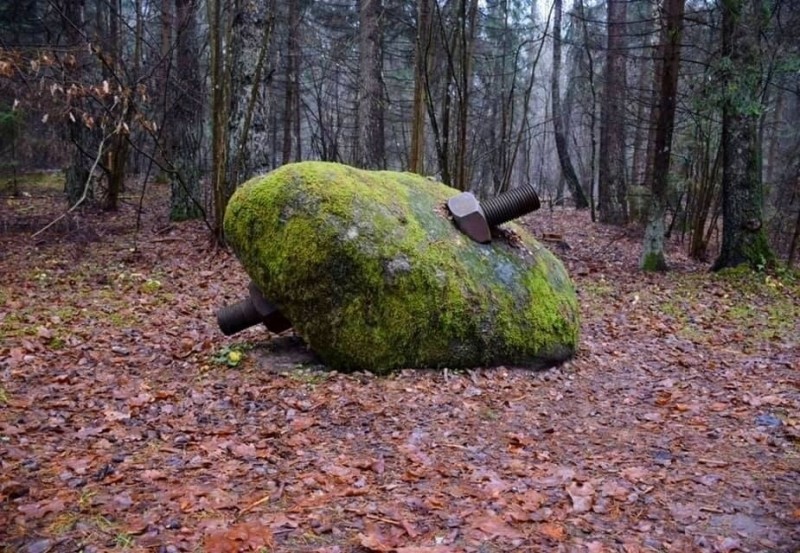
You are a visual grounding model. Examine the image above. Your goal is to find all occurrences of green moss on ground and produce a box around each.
[657,269,799,348]
[225,162,580,373]
[0,171,63,195]
[641,251,668,272]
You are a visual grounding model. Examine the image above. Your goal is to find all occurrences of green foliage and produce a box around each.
[1,171,64,194]
[114,532,135,549]
[0,105,22,184]
[0,105,22,146]
[212,344,248,367]
[139,278,162,294]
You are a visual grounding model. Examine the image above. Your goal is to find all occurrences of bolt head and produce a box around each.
[447,192,491,243]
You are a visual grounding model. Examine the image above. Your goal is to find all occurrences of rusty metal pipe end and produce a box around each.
[216,281,293,336]
[217,297,261,336]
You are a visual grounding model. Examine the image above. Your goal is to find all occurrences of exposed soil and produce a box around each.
[1,183,798,552]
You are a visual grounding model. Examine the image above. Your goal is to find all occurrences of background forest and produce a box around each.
[2,2,800,551]
[1,0,799,267]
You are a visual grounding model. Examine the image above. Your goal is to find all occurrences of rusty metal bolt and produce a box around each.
[216,281,292,336]
[447,184,541,243]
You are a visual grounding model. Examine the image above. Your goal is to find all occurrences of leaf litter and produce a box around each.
[0,188,798,552]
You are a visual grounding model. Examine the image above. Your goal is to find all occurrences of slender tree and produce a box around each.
[168,0,203,221]
[354,0,386,169]
[641,0,686,271]
[62,0,97,206]
[552,0,588,209]
[598,0,628,224]
[207,0,230,241]
[282,0,301,165]
[409,0,431,174]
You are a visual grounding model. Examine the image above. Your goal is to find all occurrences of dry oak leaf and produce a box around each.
[358,531,395,552]
[472,513,525,540]
[141,469,167,481]
[229,442,258,459]
[599,480,630,501]
[204,522,274,553]
[538,522,566,541]
[396,545,457,553]
[289,416,316,432]
[18,499,66,519]
[621,466,649,483]
[567,481,595,514]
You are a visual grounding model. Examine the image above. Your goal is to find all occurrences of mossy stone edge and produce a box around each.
[224,161,580,374]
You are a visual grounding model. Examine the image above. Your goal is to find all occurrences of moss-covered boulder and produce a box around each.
[224,161,579,373]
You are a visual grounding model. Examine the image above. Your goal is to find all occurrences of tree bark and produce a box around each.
[62,0,98,207]
[282,0,300,165]
[354,0,385,169]
[102,0,127,211]
[598,0,628,225]
[552,0,588,209]
[207,0,229,241]
[454,0,478,189]
[641,0,686,271]
[168,0,203,221]
[576,0,598,220]
[227,0,275,185]
[409,0,431,174]
[713,0,774,270]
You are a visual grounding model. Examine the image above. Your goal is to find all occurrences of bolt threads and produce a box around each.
[481,185,541,226]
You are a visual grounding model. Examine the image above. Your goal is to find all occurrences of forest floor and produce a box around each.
[1,177,799,553]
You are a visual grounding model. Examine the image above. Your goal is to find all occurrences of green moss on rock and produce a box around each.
[224,161,580,373]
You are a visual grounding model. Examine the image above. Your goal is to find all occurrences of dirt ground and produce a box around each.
[1,182,798,552]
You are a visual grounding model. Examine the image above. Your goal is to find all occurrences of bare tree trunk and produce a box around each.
[227,0,275,185]
[598,0,628,225]
[409,0,431,174]
[454,0,478,189]
[631,1,658,195]
[158,0,173,173]
[354,0,385,169]
[576,0,598,220]
[641,0,686,271]
[102,0,127,211]
[788,204,800,267]
[713,0,774,270]
[63,0,98,206]
[207,0,229,240]
[169,0,203,221]
[552,0,588,209]
[282,0,300,165]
